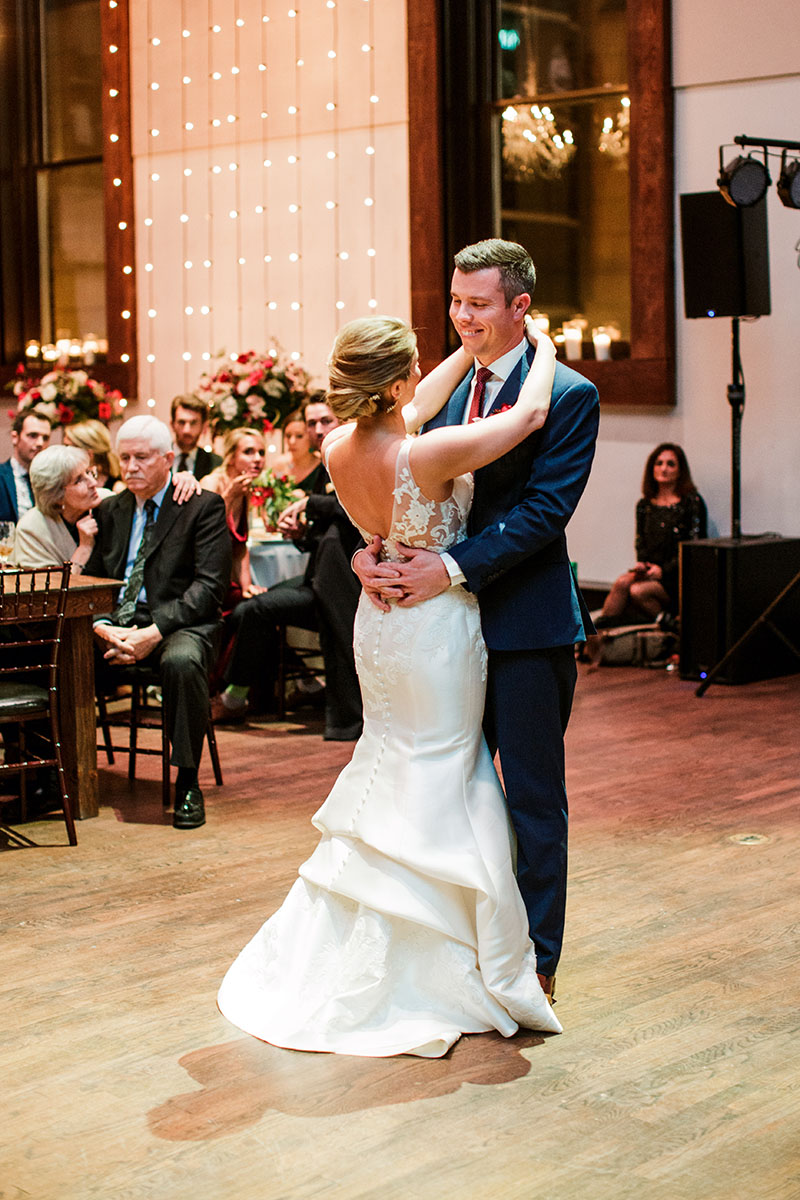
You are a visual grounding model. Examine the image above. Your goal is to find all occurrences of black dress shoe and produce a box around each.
[173,787,205,829]
[323,722,363,742]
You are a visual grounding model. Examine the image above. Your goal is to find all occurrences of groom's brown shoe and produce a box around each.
[537,973,556,1005]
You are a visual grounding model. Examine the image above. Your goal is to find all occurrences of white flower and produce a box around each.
[71,370,88,387]
[235,379,250,396]
[40,382,59,402]
[219,396,239,420]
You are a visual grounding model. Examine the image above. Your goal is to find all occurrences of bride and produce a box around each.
[218,314,561,1057]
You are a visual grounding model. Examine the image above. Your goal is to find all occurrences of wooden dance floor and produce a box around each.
[3,665,799,1199]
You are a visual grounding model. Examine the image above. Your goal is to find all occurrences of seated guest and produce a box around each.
[170,393,221,479]
[13,445,101,572]
[201,427,267,609]
[63,420,126,493]
[86,416,231,830]
[270,406,325,493]
[596,442,707,628]
[0,409,52,522]
[213,398,362,740]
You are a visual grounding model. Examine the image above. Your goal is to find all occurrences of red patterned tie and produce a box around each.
[467,367,493,423]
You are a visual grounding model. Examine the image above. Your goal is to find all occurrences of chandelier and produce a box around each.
[501,104,576,181]
[598,96,630,163]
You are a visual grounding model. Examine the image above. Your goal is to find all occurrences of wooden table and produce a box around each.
[58,576,121,819]
[14,575,121,820]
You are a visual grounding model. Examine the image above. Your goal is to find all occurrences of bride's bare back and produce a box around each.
[324,424,415,541]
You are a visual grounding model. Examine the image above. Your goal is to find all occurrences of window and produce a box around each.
[407,0,674,406]
[0,0,135,394]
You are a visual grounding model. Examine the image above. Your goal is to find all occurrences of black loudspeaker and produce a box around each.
[679,191,771,319]
[679,537,800,683]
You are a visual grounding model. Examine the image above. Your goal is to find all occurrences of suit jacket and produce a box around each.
[85,486,231,636]
[426,345,599,651]
[300,465,363,586]
[192,447,222,481]
[0,459,20,522]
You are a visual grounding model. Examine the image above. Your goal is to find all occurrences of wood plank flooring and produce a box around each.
[2,668,799,1200]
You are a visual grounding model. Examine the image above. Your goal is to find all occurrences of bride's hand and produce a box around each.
[524,314,553,353]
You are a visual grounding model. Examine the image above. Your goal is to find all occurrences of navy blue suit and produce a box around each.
[426,344,599,975]
[0,460,21,522]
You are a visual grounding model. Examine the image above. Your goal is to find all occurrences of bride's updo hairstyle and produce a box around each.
[327,316,417,421]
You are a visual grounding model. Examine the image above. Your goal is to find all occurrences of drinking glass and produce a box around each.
[0,521,16,568]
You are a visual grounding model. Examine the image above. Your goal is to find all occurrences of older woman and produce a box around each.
[13,444,100,572]
[63,419,125,493]
[201,427,267,604]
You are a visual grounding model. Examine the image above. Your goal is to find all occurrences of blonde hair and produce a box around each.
[221,427,266,471]
[63,419,120,481]
[327,316,417,421]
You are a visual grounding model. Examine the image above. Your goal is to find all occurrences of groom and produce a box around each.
[354,238,599,996]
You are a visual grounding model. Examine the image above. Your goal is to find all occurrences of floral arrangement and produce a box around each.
[194,349,310,438]
[249,468,299,531]
[6,364,123,426]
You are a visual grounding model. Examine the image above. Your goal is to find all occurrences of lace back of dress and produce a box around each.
[384,440,471,562]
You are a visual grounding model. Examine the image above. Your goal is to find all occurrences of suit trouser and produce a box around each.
[483,643,577,978]
[96,624,215,770]
[225,576,316,698]
[225,572,362,738]
[311,531,362,738]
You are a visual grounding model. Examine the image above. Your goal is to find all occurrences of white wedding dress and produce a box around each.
[217,438,562,1056]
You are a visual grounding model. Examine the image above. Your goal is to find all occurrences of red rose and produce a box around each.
[98,401,112,420]
[15,362,25,375]
[59,404,74,424]
[262,419,274,433]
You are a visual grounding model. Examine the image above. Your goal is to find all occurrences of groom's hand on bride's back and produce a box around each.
[393,546,450,607]
[354,539,450,609]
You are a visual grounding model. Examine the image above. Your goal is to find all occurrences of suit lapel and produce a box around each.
[485,345,533,417]
[146,487,182,557]
[106,490,136,577]
[444,374,472,427]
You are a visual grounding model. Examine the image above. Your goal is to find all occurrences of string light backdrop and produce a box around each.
[128,0,410,413]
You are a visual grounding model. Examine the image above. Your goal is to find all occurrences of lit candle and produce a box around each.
[41,344,58,362]
[563,325,582,361]
[82,336,98,365]
[592,328,612,361]
[55,338,71,367]
[532,312,549,334]
[25,340,41,361]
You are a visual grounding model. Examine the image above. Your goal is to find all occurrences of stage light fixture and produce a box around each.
[777,150,800,209]
[717,152,770,207]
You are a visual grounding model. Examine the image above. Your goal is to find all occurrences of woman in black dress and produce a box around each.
[596,442,707,627]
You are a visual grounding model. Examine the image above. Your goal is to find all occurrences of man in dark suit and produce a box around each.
[355,239,599,999]
[87,415,231,829]
[214,398,363,740]
[170,394,221,480]
[0,409,52,522]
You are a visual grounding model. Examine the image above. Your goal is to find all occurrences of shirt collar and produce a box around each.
[474,338,527,383]
[135,475,171,513]
[10,455,28,478]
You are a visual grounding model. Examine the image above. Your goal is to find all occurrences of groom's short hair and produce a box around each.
[454,239,536,306]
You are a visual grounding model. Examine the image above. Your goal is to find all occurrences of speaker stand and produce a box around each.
[695,567,800,695]
[728,316,745,540]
